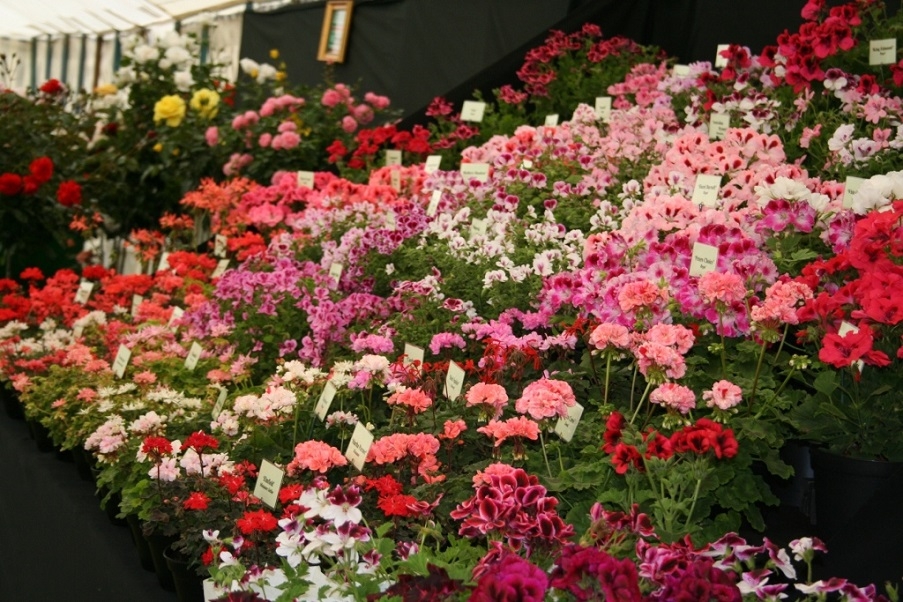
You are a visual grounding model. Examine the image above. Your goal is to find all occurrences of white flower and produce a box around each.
[165,45,192,67]
[257,63,278,83]
[239,57,260,76]
[173,70,195,92]
[131,44,159,64]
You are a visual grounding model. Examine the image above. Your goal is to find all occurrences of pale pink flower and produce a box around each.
[133,370,157,385]
[51,398,66,408]
[286,440,348,475]
[588,323,631,350]
[634,342,687,381]
[76,387,97,402]
[341,115,357,133]
[703,380,743,410]
[515,377,576,421]
[649,383,696,414]
[205,126,219,146]
[472,462,517,486]
[644,324,695,355]
[148,457,180,481]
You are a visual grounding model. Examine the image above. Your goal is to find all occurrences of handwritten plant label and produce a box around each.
[460,163,490,182]
[315,381,338,421]
[157,252,170,272]
[73,323,85,338]
[253,459,285,509]
[345,422,375,471]
[329,262,344,282]
[296,170,315,189]
[709,113,730,141]
[214,235,228,258]
[673,64,691,76]
[168,306,184,327]
[427,190,442,216]
[461,100,486,122]
[544,114,559,126]
[445,360,466,401]
[211,259,230,279]
[554,402,585,443]
[212,387,228,420]
[714,44,730,68]
[390,170,401,191]
[112,344,131,379]
[74,281,94,305]
[594,96,612,123]
[385,210,397,231]
[424,155,442,173]
[869,38,897,65]
[385,149,402,167]
[521,159,534,169]
[184,342,203,371]
[130,294,143,318]
[689,242,720,277]
[842,176,865,209]
[403,343,425,367]
[692,174,723,207]
[470,218,489,239]
[838,321,865,371]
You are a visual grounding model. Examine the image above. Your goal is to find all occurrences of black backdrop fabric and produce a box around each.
[240,0,901,123]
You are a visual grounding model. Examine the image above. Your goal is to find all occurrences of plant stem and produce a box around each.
[629,381,652,425]
[718,313,727,379]
[770,324,789,368]
[603,351,612,407]
[683,476,703,532]
[749,340,768,406]
[539,429,553,479]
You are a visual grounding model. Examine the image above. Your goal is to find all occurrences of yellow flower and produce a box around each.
[275,71,287,83]
[189,89,221,119]
[269,49,280,59]
[153,142,163,152]
[93,83,117,96]
[153,94,186,127]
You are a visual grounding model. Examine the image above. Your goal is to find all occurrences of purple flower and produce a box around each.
[470,552,548,602]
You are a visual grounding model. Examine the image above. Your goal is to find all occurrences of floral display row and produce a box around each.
[2,0,903,600]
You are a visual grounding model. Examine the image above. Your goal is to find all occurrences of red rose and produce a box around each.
[0,173,23,195]
[21,175,40,194]
[56,181,82,207]
[29,156,54,184]
[39,79,63,95]
[19,267,44,281]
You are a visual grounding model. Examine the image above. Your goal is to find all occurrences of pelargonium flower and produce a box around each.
[588,322,631,351]
[515,377,576,421]
[386,387,433,414]
[703,380,743,410]
[286,440,348,475]
[465,382,509,420]
[470,552,549,602]
[236,509,279,536]
[650,383,697,414]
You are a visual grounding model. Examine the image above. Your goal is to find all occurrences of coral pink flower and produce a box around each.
[515,378,576,421]
[588,323,631,350]
[698,271,747,306]
[387,387,432,414]
[439,419,467,440]
[286,440,348,474]
[465,382,509,420]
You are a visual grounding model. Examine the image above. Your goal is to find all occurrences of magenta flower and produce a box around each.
[470,552,548,602]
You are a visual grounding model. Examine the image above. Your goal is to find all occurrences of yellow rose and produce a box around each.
[153,94,186,127]
[93,83,117,96]
[189,89,220,119]
[269,49,280,59]
[153,142,163,152]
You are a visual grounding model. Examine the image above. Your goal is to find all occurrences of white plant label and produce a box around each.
[131,294,143,318]
[692,174,723,207]
[74,281,94,305]
[470,218,489,239]
[594,96,612,123]
[345,422,375,471]
[253,459,284,509]
[461,100,486,122]
[842,176,865,209]
[714,44,730,68]
[460,163,490,182]
[296,171,315,189]
[214,235,228,258]
[424,155,442,173]
[385,149,402,166]
[184,341,203,371]
[112,344,131,379]
[211,259,230,279]
[390,170,401,191]
[168,306,184,327]
[689,242,720,277]
[869,39,897,65]
[385,210,397,231]
[212,387,228,420]
[445,360,466,401]
[709,113,730,141]
[427,190,442,217]
[157,252,170,272]
[315,381,338,421]
[329,262,344,282]
[544,114,559,126]
[403,343,425,367]
[673,64,691,76]
[554,402,584,443]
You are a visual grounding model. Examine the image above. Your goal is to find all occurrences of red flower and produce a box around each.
[19,267,44,281]
[141,436,173,458]
[0,173,23,195]
[201,547,214,566]
[82,265,109,280]
[183,491,211,511]
[377,493,419,517]
[818,325,875,368]
[611,442,642,475]
[219,473,246,496]
[236,509,278,535]
[21,176,41,195]
[602,411,625,453]
[184,431,219,452]
[29,156,54,184]
[56,180,82,207]
[39,78,64,95]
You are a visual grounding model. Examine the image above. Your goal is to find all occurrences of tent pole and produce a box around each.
[92,34,103,91]
[45,33,51,81]
[77,34,87,92]
[61,34,70,85]
[30,37,36,91]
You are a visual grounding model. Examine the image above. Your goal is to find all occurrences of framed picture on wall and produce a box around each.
[317,1,354,63]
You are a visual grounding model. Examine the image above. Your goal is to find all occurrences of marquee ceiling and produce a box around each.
[0,0,250,39]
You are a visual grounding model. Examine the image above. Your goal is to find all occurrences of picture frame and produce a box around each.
[317,1,354,63]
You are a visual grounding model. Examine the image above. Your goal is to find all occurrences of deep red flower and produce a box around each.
[56,180,82,207]
[818,325,875,368]
[19,267,44,281]
[82,265,109,280]
[29,156,54,184]
[219,473,246,495]
[183,491,211,511]
[236,509,278,535]
[39,78,64,95]
[0,173,23,195]
[184,430,219,452]
[278,483,305,505]
[611,442,642,475]
[377,493,419,517]
[602,411,625,453]
[141,436,173,458]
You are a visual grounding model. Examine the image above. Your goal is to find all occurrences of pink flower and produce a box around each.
[465,382,509,420]
[322,89,343,107]
[429,332,466,355]
[258,132,273,148]
[698,272,747,306]
[286,440,348,474]
[353,104,374,124]
[133,371,157,385]
[515,377,576,421]
[618,280,669,314]
[205,126,219,146]
[387,387,433,414]
[439,419,467,440]
[341,115,357,133]
[703,380,743,410]
[649,383,696,414]
[588,323,631,350]
[364,92,390,110]
[478,417,540,450]
[272,131,301,150]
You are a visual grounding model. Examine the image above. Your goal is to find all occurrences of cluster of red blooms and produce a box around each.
[602,412,739,475]
[0,156,82,207]
[796,200,903,368]
[326,123,432,170]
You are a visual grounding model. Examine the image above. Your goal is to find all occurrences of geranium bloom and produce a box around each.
[703,380,743,410]
[470,553,549,602]
[465,382,509,420]
[236,509,279,535]
[515,377,576,421]
[286,440,348,474]
[588,322,631,350]
[698,271,747,306]
[386,387,433,414]
[321,485,363,527]
[183,492,211,511]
